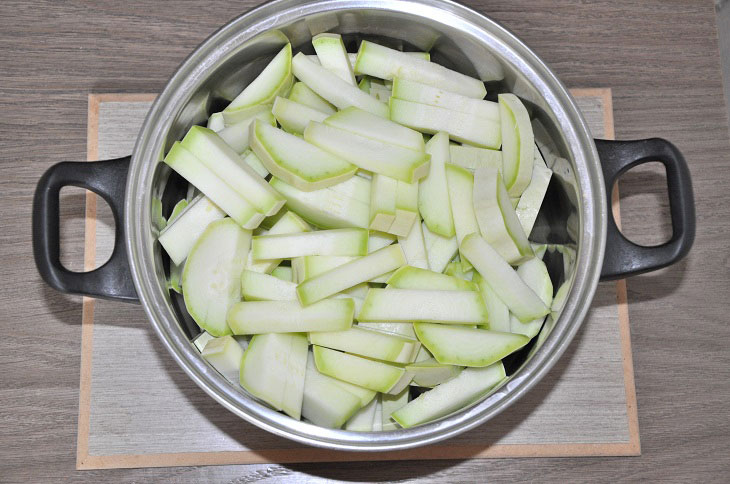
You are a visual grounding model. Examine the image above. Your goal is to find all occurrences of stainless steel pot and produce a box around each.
[33,0,695,451]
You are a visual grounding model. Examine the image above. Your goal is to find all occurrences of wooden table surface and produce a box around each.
[2,1,729,482]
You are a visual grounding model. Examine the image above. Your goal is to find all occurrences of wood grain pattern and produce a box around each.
[1,1,729,482]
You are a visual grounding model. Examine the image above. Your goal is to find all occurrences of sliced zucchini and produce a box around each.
[515,162,552,236]
[158,194,225,266]
[299,255,355,280]
[390,98,501,149]
[499,93,534,197]
[390,180,419,237]
[421,222,459,273]
[302,352,362,428]
[382,387,410,429]
[324,106,424,152]
[369,231,397,252]
[309,326,419,364]
[193,331,215,352]
[392,77,499,120]
[272,96,329,134]
[227,298,355,334]
[225,44,292,113]
[218,108,276,153]
[449,145,502,173]
[312,33,356,86]
[240,270,297,301]
[354,40,486,99]
[182,219,251,336]
[510,258,553,338]
[201,335,245,383]
[369,174,397,232]
[313,345,405,393]
[419,132,455,237]
[207,112,225,131]
[241,150,270,178]
[252,228,368,259]
[359,288,488,324]
[387,266,475,291]
[271,266,293,282]
[397,219,429,270]
[445,163,480,266]
[344,396,379,431]
[245,211,311,274]
[357,321,417,339]
[473,273,510,332]
[406,358,462,388]
[288,81,337,115]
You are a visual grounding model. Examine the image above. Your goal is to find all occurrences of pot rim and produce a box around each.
[126,0,607,451]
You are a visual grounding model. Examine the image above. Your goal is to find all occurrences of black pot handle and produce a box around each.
[595,138,695,280]
[32,156,139,301]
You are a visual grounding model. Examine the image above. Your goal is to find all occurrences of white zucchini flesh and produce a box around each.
[240,270,297,301]
[359,288,488,324]
[387,265,475,291]
[225,44,292,112]
[532,243,548,260]
[390,180,419,237]
[419,132,455,237]
[344,396,379,431]
[217,108,276,153]
[354,40,486,99]
[240,332,308,420]
[302,353,362,428]
[227,298,355,334]
[372,398,383,431]
[207,112,225,131]
[296,244,406,306]
[182,219,251,336]
[328,377,377,408]
[421,222,459,273]
[304,122,431,183]
[381,387,410,428]
[309,326,419,364]
[473,273,511,332]
[312,33,356,86]
[391,362,506,428]
[241,150,270,178]
[551,278,571,320]
[449,145,503,173]
[357,322,417,339]
[390,98,501,149]
[369,174,398,231]
[397,220,429,270]
[406,358,462,388]
[245,211,311,274]
[221,103,276,127]
[158,194,225,266]
[499,93,534,197]
[370,86,392,103]
[193,331,215,352]
[445,163,480,267]
[313,345,405,393]
[324,106,425,152]
[309,52,431,67]
[414,323,529,367]
[201,335,245,383]
[460,233,549,322]
[299,255,355,280]
[288,81,337,115]
[392,77,499,120]
[510,258,554,338]
[271,96,329,134]
[271,266,293,282]
[369,231,397,252]
[515,162,553,236]
[473,166,533,264]
[181,126,285,216]
[250,120,357,191]
[252,228,368,259]
[270,176,370,229]
[163,142,263,229]
[414,345,433,362]
[292,53,388,117]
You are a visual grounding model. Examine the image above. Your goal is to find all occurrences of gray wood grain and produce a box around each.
[1,1,729,482]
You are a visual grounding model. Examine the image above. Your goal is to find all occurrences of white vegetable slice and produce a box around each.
[392,362,506,428]
[221,103,276,127]
[271,96,329,134]
[239,332,308,420]
[460,233,549,322]
[227,298,355,334]
[324,106,425,152]
[207,112,225,131]
[310,52,431,66]
[382,387,410,429]
[299,255,355,280]
[271,266,293,282]
[292,53,388,117]
[246,211,311,274]
[181,126,285,216]
[445,163,480,267]
[241,150,270,178]
[193,331,215,352]
[201,335,245,383]
[225,44,293,112]
[551,278,571,320]
[344,396,379,431]
[499,93,534,197]
[312,33,356,86]
[313,345,405,393]
[270,176,370,229]
[354,40,486,99]
[387,266,475,291]
[357,322,417,339]
[473,166,533,264]
[397,220,429,270]
[252,228,368,259]
[473,273,510,332]
[390,98,501,149]
[449,145,502,173]
[250,120,357,191]
[407,358,462,388]
[218,108,276,153]
[182,219,251,336]
[510,258,554,338]
[158,194,225,266]
[369,174,397,231]
[515,162,553,236]
[421,222,459,273]
[302,353,362,428]
[304,122,430,183]
[390,180,419,237]
[359,288,488,324]
[369,231,397,252]
[414,323,528,367]
[288,81,336,115]
[240,270,297,301]
[419,132,455,237]
[297,245,406,306]
[392,77,499,120]
[370,85,392,103]
[163,142,263,229]
[309,326,419,364]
